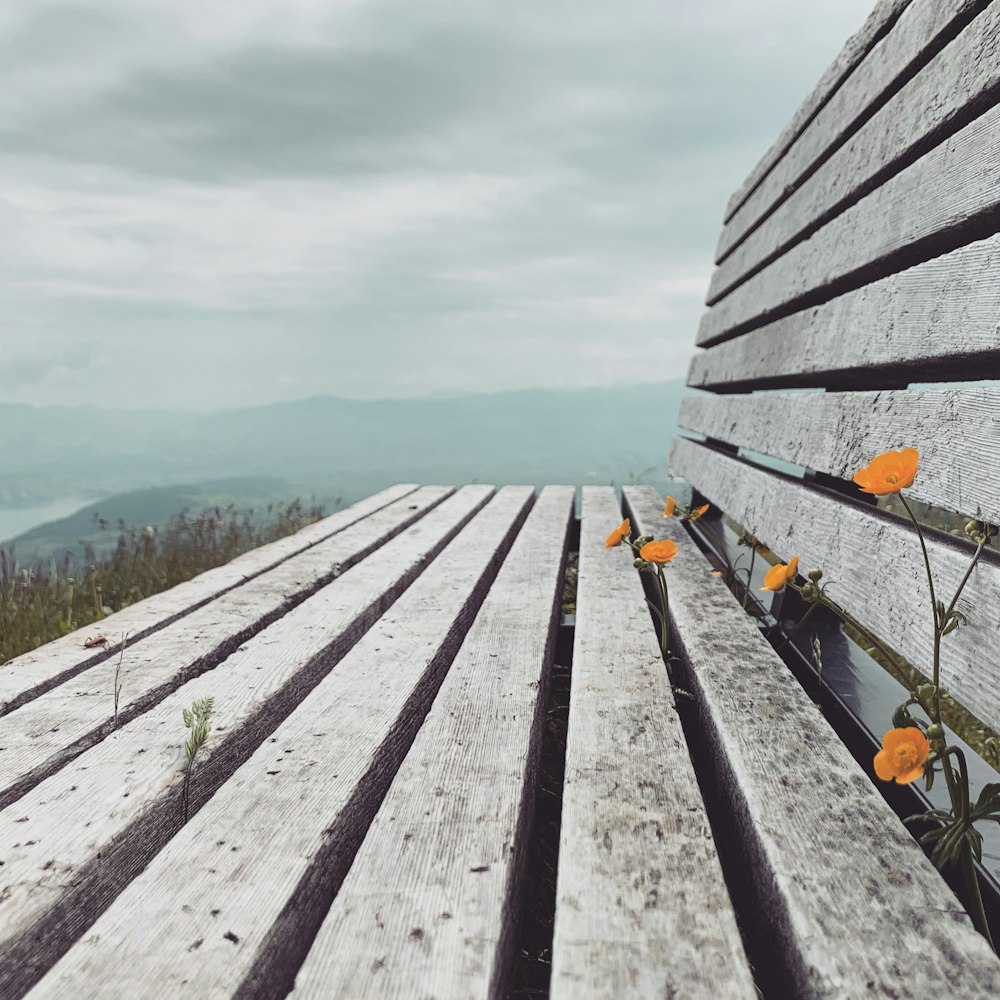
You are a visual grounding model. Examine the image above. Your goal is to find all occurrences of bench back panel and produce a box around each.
[679,1,1000,734]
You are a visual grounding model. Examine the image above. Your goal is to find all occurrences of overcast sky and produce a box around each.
[1,0,875,410]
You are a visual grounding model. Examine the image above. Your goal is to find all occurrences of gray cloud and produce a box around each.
[0,0,876,409]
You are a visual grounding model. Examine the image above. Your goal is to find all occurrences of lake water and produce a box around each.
[0,496,95,546]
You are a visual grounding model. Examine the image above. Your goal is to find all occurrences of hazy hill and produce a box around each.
[2,381,687,504]
[1,381,689,559]
[3,477,306,562]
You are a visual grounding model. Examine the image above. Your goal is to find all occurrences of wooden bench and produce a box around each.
[5,2,1000,997]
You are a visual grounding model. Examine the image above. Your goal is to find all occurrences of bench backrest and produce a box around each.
[676,0,1000,740]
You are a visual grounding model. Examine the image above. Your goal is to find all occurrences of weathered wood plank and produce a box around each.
[22,487,568,1000]
[0,485,505,1000]
[0,483,418,715]
[549,487,755,999]
[0,486,453,812]
[290,486,572,999]
[697,98,1000,347]
[2,486,528,1000]
[709,0,1000,302]
[668,437,1000,736]
[687,232,1000,392]
[722,0,913,223]
[679,387,1000,523]
[622,484,1000,999]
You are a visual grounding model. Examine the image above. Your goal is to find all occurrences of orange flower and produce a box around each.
[639,538,678,564]
[759,555,799,592]
[873,727,930,784]
[663,496,677,518]
[688,503,710,522]
[604,518,631,548]
[853,448,919,496]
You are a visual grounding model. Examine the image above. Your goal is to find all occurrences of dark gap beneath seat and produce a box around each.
[506,523,576,1000]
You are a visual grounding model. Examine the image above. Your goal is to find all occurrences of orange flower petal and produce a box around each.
[639,538,678,564]
[604,518,630,548]
[873,749,895,782]
[663,496,677,518]
[853,448,920,496]
[688,503,710,522]
[760,562,790,592]
[784,556,800,582]
[873,727,929,782]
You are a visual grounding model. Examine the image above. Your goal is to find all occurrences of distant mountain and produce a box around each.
[1,380,689,511]
[1,477,309,562]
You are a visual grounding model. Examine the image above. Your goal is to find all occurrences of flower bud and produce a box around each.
[633,558,646,569]
[926,723,944,741]
[807,568,823,582]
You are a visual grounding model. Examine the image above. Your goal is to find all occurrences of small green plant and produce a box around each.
[112,632,129,729]
[181,695,215,822]
[0,498,327,664]
[776,448,999,951]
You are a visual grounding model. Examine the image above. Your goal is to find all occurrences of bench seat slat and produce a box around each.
[0,486,453,813]
[722,0,912,223]
[670,437,1000,737]
[710,0,997,296]
[288,485,572,998]
[549,487,755,999]
[679,387,1000,523]
[698,98,1000,347]
[19,486,537,1000]
[0,484,502,1000]
[688,230,1000,392]
[623,485,1000,998]
[0,484,419,716]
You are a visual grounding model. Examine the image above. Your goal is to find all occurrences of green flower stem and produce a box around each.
[743,546,756,610]
[656,566,670,657]
[775,600,820,653]
[898,494,941,707]
[945,537,987,621]
[950,745,994,949]
[898,492,994,949]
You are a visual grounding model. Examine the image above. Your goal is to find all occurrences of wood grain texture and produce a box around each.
[697,98,1000,347]
[22,487,561,1000]
[679,387,1000,522]
[0,484,419,716]
[0,487,453,813]
[622,484,1000,999]
[289,486,572,1000]
[709,0,1000,302]
[0,485,502,1000]
[668,437,1000,735]
[687,231,1000,392]
[722,0,913,223]
[549,487,755,1000]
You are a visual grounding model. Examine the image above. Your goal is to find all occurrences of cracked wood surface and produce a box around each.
[698,96,1000,347]
[0,484,418,717]
[0,485,497,1000]
[722,0,912,224]
[289,486,572,999]
[549,487,755,1000]
[679,387,1000,523]
[0,487,453,813]
[711,0,994,292]
[20,487,535,1000]
[668,438,1000,737]
[624,485,1000,999]
[687,230,1000,392]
